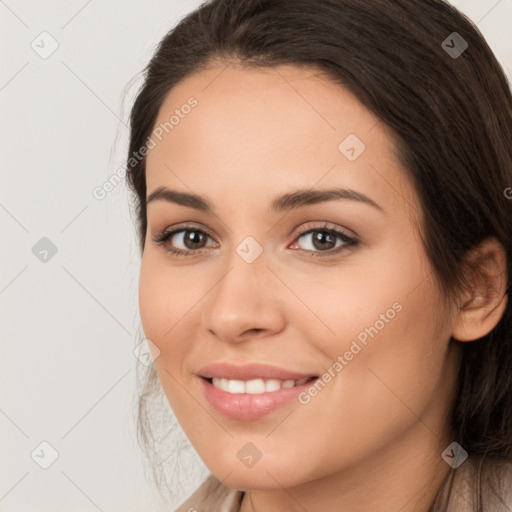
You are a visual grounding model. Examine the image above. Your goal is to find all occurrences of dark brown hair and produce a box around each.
[126,0,512,505]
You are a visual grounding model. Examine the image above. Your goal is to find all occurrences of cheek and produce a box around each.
[138,251,201,344]
[300,243,451,440]
[262,257,450,480]
[138,255,166,342]
[302,240,437,350]
[138,253,200,409]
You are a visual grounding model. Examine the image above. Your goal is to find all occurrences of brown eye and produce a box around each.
[152,227,216,256]
[293,227,356,254]
[180,230,208,250]
[291,222,359,257]
[310,230,337,251]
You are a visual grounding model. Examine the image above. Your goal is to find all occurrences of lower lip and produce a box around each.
[200,377,317,420]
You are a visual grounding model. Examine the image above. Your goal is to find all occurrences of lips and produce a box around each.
[198,362,317,381]
[197,362,319,420]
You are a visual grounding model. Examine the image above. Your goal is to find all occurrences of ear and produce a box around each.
[451,237,508,342]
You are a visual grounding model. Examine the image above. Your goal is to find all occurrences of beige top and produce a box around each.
[175,458,512,512]
[175,474,243,512]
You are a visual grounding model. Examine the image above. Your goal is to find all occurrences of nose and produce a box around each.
[201,253,286,344]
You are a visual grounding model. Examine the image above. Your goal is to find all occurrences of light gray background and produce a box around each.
[1,1,511,511]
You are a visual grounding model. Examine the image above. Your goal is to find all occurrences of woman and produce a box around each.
[126,0,512,510]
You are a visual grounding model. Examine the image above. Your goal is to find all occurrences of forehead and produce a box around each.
[145,63,417,218]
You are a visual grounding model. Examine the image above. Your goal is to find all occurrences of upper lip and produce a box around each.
[198,362,318,381]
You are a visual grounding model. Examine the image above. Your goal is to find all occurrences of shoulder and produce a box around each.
[174,474,245,512]
[479,458,512,507]
[440,457,512,511]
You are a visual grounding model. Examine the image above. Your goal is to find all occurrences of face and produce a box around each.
[139,63,459,491]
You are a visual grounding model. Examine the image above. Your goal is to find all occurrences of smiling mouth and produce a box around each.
[202,376,317,394]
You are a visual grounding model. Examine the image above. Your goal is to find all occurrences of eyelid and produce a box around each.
[155,220,355,240]
[292,220,356,239]
[158,221,217,241]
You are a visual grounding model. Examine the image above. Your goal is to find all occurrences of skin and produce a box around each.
[138,63,508,512]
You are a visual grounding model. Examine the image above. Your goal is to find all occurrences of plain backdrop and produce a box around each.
[1,1,511,511]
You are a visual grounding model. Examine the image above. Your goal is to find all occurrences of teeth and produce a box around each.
[265,379,281,392]
[211,377,310,394]
[246,379,265,394]
[227,379,245,393]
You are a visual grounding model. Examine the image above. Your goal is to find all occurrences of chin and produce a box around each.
[204,455,315,491]
[218,471,297,492]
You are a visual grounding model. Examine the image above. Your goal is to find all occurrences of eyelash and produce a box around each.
[151,221,358,259]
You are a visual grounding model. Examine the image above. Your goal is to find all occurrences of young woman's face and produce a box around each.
[139,64,459,490]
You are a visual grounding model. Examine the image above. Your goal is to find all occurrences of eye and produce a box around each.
[152,221,358,258]
[152,224,217,257]
[289,221,358,257]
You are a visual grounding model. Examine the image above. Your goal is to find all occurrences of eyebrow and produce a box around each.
[146,186,384,214]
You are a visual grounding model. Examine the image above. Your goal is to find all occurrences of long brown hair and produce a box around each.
[126,0,512,506]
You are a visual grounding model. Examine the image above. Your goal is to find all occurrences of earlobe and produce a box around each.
[451,237,509,343]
